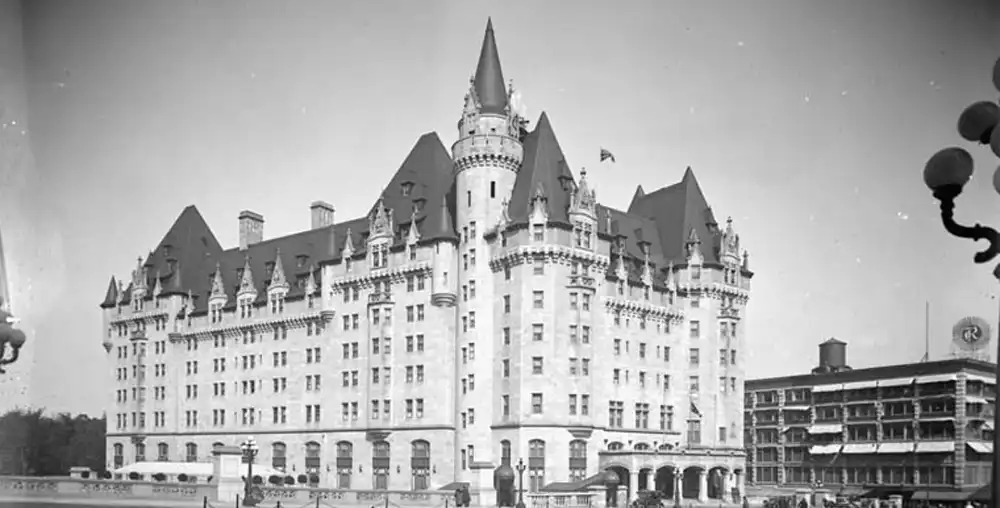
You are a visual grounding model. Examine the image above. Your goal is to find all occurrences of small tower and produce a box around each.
[268,249,289,314]
[685,227,704,282]
[236,256,256,319]
[453,18,524,231]
[130,257,148,313]
[208,262,227,324]
[568,168,598,250]
[429,196,459,307]
[720,217,741,286]
[368,196,394,272]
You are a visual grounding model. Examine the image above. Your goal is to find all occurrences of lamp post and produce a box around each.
[514,457,526,508]
[240,437,259,507]
[0,306,25,374]
[923,56,1000,506]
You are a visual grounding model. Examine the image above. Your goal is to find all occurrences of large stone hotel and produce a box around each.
[100,20,752,501]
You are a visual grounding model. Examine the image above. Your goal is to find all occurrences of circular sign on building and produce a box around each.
[952,316,991,354]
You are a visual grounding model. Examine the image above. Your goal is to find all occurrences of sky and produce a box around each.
[4,0,1000,415]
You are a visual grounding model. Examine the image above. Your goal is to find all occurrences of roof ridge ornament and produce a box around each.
[209,262,226,302]
[237,255,256,297]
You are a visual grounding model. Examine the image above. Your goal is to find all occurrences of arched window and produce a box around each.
[634,443,651,451]
[157,443,169,462]
[305,441,321,476]
[336,441,353,489]
[212,442,225,450]
[568,440,587,482]
[113,443,124,469]
[500,440,512,466]
[607,441,624,451]
[272,442,287,471]
[411,440,431,491]
[185,443,198,462]
[135,442,146,462]
[528,439,545,492]
[372,441,390,490]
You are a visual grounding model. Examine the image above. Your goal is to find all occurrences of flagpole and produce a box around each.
[923,301,930,362]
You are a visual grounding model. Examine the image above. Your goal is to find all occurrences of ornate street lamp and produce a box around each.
[240,437,260,507]
[923,56,1000,505]
[514,457,526,508]
[0,303,25,374]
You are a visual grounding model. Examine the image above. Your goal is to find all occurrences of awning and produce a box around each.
[964,374,996,385]
[965,395,990,405]
[877,442,915,454]
[915,441,955,453]
[842,380,877,390]
[809,444,842,455]
[807,424,843,434]
[842,443,878,454]
[878,378,915,388]
[967,442,993,454]
[910,490,973,502]
[811,384,843,393]
[916,374,957,384]
[783,405,810,411]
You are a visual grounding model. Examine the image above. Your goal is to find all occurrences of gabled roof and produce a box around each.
[472,18,508,115]
[626,167,721,265]
[103,133,458,313]
[508,112,575,225]
[100,276,118,308]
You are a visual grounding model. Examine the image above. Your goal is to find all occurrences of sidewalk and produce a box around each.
[0,494,207,507]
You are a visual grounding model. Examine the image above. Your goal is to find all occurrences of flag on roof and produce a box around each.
[600,148,616,163]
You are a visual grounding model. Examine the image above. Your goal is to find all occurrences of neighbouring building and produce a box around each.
[745,339,995,500]
[99,19,753,502]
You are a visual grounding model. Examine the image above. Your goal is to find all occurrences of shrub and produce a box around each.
[297,474,307,484]
[269,475,282,485]
[100,471,112,479]
[80,471,90,479]
[152,473,166,482]
[207,476,214,483]
[284,476,295,485]
[127,472,140,481]
[177,473,188,482]
[252,475,263,484]
[308,474,319,485]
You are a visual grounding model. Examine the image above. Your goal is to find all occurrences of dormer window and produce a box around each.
[371,244,389,270]
[270,294,285,315]
[532,224,544,242]
[692,267,702,281]
[265,262,275,279]
[573,221,593,249]
[239,297,253,319]
[162,245,172,257]
[401,182,414,197]
[296,255,308,268]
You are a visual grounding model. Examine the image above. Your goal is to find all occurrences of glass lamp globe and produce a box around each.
[993,56,1000,94]
[924,147,974,191]
[958,101,999,144]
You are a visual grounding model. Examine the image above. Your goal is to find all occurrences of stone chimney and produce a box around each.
[311,201,336,229]
[238,210,264,251]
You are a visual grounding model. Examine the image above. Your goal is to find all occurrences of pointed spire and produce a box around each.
[237,256,255,296]
[101,276,119,308]
[342,228,355,257]
[210,262,226,301]
[686,227,702,261]
[117,280,126,305]
[570,167,597,217]
[132,257,147,292]
[407,207,421,244]
[496,197,511,231]
[269,249,288,291]
[473,18,508,115]
[305,264,318,295]
[369,196,393,240]
[743,250,750,271]
[425,195,458,242]
[666,261,677,291]
[152,270,163,297]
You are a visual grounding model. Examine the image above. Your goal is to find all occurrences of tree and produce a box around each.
[0,409,106,476]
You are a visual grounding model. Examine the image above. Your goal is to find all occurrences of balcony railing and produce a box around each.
[368,292,393,305]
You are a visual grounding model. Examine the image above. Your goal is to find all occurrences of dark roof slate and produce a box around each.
[472,18,508,116]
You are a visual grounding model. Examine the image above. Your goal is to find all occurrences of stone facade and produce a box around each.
[101,19,752,501]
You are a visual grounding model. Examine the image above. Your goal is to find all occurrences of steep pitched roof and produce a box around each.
[473,18,508,115]
[362,132,456,245]
[626,167,721,265]
[100,276,118,308]
[103,133,458,313]
[508,112,575,225]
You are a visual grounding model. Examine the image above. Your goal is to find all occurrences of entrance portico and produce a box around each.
[599,449,745,504]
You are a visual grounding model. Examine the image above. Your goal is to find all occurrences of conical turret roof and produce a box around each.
[473,18,508,115]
